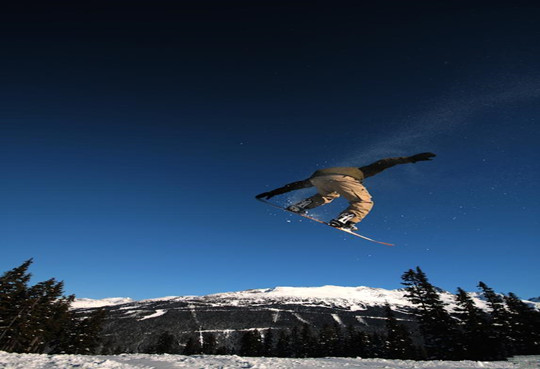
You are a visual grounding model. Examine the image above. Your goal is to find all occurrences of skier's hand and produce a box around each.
[256,192,275,200]
[409,152,436,163]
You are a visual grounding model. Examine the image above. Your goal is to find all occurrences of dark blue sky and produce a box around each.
[2,1,539,300]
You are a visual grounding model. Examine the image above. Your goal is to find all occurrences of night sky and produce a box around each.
[2,1,539,300]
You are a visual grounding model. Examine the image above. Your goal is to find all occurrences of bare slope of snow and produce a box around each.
[1,352,530,369]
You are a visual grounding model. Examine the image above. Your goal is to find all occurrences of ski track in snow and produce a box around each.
[138,310,167,321]
[293,313,310,325]
[267,308,283,323]
[355,316,368,325]
[2,352,535,369]
[331,313,344,326]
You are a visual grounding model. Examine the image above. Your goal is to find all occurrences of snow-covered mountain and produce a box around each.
[75,285,539,312]
[72,297,134,309]
[75,285,540,354]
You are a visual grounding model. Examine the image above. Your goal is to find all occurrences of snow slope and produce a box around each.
[2,352,534,369]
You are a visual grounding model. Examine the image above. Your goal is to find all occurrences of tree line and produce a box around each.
[147,320,406,359]
[1,261,539,360]
[145,266,540,360]
[401,266,540,360]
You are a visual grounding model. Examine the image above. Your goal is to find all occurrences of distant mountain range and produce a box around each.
[74,285,540,354]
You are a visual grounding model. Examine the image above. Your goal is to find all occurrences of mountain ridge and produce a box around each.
[73,285,540,311]
[74,285,540,354]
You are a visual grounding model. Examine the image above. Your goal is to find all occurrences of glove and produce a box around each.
[409,152,436,163]
[256,192,275,200]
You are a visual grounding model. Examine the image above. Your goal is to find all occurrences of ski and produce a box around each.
[257,198,395,246]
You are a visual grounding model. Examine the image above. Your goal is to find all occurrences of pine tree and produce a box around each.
[503,292,540,355]
[183,336,201,355]
[201,332,217,355]
[317,324,340,357]
[239,330,263,357]
[478,281,511,356]
[344,326,369,358]
[66,309,106,355]
[299,324,316,358]
[0,260,104,354]
[368,332,385,358]
[0,259,34,352]
[454,287,504,360]
[333,323,345,357]
[288,326,301,357]
[152,331,178,354]
[341,325,355,357]
[401,267,462,360]
[383,304,416,359]
[274,330,291,357]
[262,328,274,356]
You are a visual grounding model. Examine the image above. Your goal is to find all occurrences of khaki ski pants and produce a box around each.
[306,175,374,223]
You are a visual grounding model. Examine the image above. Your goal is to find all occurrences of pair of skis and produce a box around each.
[257,198,394,246]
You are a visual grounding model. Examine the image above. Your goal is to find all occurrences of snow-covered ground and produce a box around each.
[1,352,538,369]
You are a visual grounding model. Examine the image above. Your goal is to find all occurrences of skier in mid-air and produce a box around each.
[256,152,436,231]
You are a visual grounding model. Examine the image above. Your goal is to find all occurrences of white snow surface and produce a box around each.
[73,285,540,312]
[138,309,168,321]
[71,297,134,309]
[211,286,410,306]
[2,352,536,369]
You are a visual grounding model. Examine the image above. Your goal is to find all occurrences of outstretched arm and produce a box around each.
[256,179,313,200]
[360,152,436,178]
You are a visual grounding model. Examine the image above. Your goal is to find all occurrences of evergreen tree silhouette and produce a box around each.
[275,330,291,357]
[0,259,104,354]
[368,332,385,358]
[152,331,178,354]
[344,326,369,357]
[317,323,343,357]
[288,326,301,357]
[503,292,540,355]
[383,304,416,359]
[262,328,274,356]
[454,287,504,360]
[239,330,263,357]
[201,332,217,355]
[401,267,462,359]
[0,259,34,351]
[183,336,201,355]
[299,324,316,358]
[478,281,511,356]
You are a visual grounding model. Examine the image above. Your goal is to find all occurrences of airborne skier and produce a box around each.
[256,152,436,231]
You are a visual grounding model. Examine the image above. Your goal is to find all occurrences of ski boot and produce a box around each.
[286,199,313,214]
[329,212,358,231]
